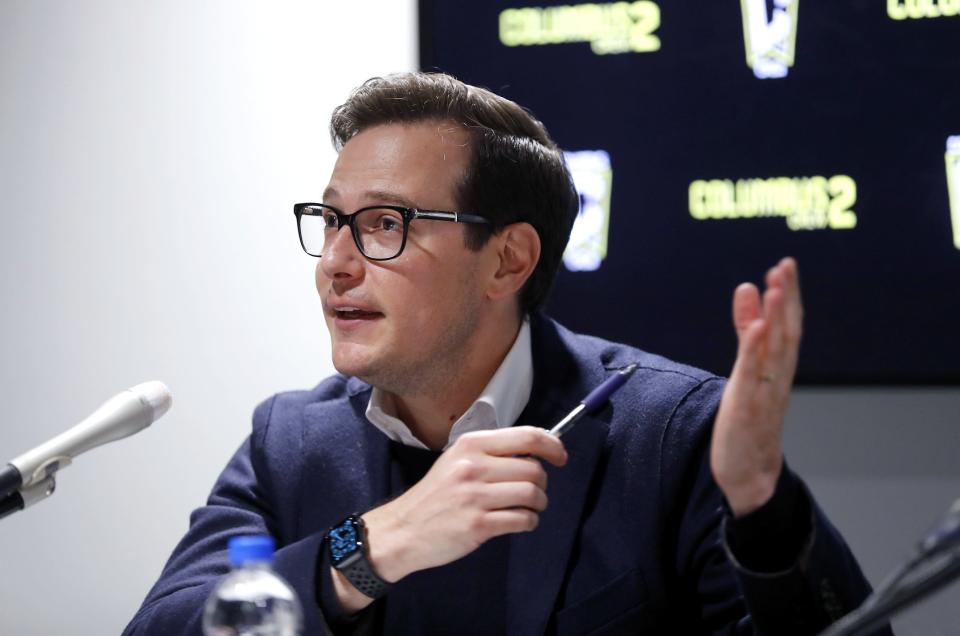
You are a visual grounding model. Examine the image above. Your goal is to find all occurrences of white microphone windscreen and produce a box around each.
[131,381,172,422]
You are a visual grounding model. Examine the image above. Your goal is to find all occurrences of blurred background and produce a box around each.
[0,1,957,634]
[421,0,960,384]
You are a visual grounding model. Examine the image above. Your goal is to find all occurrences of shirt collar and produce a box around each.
[365,320,533,450]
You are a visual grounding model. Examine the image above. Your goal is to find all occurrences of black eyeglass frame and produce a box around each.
[293,202,491,261]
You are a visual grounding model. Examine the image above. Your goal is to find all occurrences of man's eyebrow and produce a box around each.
[321,188,421,210]
[364,190,419,208]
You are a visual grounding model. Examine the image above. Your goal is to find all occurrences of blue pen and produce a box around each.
[549,363,638,437]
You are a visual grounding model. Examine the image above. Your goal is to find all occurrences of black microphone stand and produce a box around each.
[819,515,960,635]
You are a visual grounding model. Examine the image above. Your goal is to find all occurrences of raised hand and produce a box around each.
[710,258,803,517]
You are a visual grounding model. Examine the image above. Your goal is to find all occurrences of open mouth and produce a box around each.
[334,307,383,320]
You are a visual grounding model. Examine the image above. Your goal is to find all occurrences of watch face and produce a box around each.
[328,518,360,564]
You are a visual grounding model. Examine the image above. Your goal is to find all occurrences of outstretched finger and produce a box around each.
[779,258,804,342]
[762,286,786,363]
[732,282,761,340]
[730,316,767,383]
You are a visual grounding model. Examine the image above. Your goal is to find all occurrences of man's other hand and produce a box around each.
[333,426,567,612]
[710,257,803,518]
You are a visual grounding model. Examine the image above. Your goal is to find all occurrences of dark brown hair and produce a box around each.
[329,72,578,314]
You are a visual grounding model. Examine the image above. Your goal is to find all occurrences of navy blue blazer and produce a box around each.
[125,315,878,635]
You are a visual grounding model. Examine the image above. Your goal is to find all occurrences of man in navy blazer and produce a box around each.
[125,72,886,635]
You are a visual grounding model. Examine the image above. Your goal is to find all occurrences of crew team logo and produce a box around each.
[740,0,799,79]
[563,150,614,271]
[947,136,960,250]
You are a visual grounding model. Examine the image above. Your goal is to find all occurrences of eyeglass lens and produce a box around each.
[300,207,406,259]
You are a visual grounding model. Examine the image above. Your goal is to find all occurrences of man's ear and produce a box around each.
[487,222,541,301]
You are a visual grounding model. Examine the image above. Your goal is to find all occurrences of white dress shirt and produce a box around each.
[365,320,533,450]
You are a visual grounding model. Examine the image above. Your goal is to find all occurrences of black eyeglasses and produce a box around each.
[293,203,491,261]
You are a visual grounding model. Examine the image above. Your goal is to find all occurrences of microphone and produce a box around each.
[0,381,172,503]
[918,498,960,557]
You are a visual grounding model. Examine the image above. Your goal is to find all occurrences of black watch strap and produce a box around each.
[338,549,391,599]
[326,515,392,600]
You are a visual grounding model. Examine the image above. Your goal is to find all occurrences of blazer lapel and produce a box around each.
[298,380,392,535]
[506,411,606,635]
[506,316,610,635]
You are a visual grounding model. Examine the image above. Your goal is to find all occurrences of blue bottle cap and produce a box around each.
[228,535,275,566]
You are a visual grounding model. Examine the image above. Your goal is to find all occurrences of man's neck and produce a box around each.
[388,316,523,450]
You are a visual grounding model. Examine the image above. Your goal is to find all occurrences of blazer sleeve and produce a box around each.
[661,377,892,636]
[122,396,334,636]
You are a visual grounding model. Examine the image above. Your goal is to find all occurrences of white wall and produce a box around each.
[1,2,958,635]
[0,2,415,634]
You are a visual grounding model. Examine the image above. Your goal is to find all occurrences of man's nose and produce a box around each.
[319,224,364,279]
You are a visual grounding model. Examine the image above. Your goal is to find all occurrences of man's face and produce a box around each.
[316,121,495,395]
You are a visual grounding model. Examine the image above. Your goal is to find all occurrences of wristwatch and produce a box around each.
[325,514,392,599]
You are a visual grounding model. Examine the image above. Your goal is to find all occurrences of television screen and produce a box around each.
[419,1,960,383]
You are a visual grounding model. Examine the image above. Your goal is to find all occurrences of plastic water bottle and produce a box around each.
[202,535,304,636]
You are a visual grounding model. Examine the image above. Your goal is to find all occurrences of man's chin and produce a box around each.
[330,345,378,381]
[331,349,416,394]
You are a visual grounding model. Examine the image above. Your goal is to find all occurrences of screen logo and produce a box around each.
[947,136,960,250]
[499,2,661,55]
[689,174,857,231]
[563,150,613,271]
[888,0,960,20]
[740,0,799,79]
